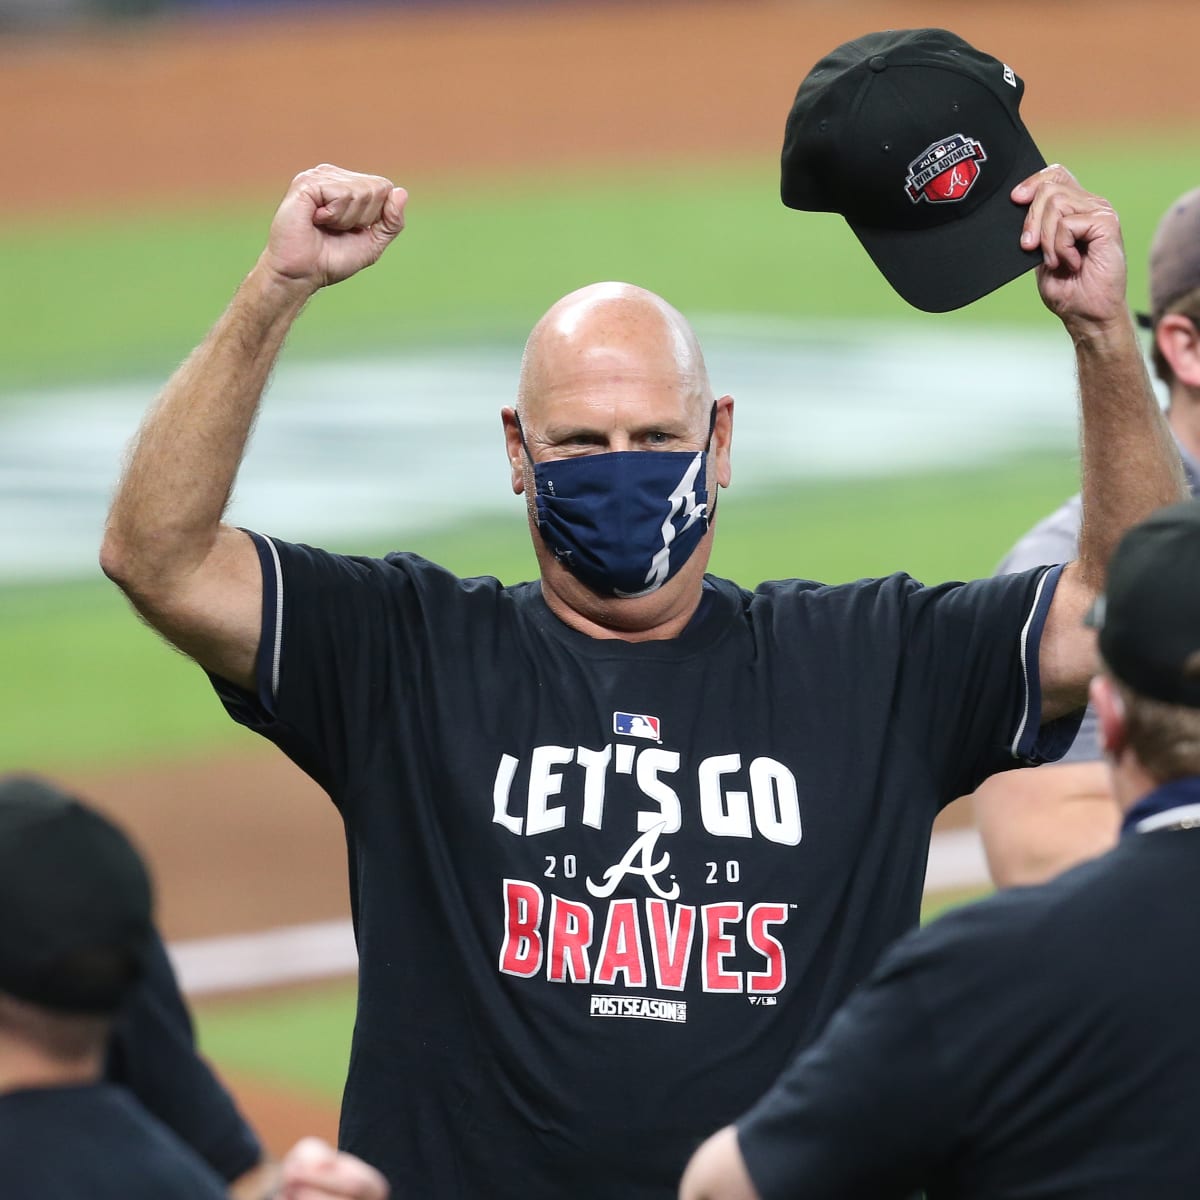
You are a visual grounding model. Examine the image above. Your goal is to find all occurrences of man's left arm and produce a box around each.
[1017,167,1188,719]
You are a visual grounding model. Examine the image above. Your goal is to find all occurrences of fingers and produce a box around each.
[263,164,408,289]
[279,1137,389,1200]
[1011,163,1117,271]
[301,164,400,233]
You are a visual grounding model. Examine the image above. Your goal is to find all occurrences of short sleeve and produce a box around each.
[208,533,508,802]
[105,930,263,1183]
[896,565,1082,801]
[736,931,956,1200]
[995,499,1098,763]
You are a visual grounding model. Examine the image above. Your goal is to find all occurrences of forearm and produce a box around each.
[1074,314,1187,589]
[101,263,311,598]
[227,1158,281,1200]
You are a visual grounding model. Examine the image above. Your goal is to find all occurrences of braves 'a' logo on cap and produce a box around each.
[904,134,987,204]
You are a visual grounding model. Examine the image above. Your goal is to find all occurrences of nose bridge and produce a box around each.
[606,427,636,453]
[592,392,647,452]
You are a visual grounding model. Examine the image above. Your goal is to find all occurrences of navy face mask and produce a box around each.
[518,405,716,598]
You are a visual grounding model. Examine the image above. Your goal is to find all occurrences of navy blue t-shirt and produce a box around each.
[1,1082,228,1198]
[213,540,1076,1199]
[105,929,262,1182]
[738,826,1200,1199]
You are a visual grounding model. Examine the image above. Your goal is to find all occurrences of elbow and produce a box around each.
[99,523,161,601]
[99,527,133,591]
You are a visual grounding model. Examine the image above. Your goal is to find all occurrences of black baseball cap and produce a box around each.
[1086,500,1200,707]
[781,28,1046,313]
[0,775,154,1014]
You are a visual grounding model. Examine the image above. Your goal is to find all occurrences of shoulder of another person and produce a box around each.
[916,846,1122,965]
[996,494,1082,575]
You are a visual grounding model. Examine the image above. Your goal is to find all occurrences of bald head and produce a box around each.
[517,282,714,426]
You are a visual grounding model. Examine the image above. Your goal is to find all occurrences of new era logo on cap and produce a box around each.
[781,28,1046,312]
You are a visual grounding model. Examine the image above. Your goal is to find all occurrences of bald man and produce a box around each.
[101,165,1184,1200]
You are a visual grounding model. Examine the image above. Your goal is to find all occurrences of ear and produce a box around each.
[713,394,734,489]
[1155,313,1200,389]
[1091,674,1128,760]
[501,407,526,495]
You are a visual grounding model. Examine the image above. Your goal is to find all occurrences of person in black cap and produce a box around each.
[972,186,1200,888]
[0,773,389,1200]
[95,31,1187,1198]
[0,773,230,1198]
[680,497,1200,1200]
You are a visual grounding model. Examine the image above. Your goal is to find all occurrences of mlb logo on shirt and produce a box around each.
[613,711,661,741]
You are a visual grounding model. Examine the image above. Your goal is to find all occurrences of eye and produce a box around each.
[558,432,606,451]
[643,430,672,447]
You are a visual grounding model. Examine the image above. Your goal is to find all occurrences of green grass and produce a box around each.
[195,979,356,1103]
[3,451,1081,772]
[3,132,1198,395]
[921,885,993,923]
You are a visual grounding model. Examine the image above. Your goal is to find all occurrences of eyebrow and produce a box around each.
[538,416,696,442]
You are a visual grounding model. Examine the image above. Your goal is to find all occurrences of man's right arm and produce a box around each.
[968,497,1118,886]
[99,165,407,690]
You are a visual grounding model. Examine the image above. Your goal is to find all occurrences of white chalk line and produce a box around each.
[168,829,990,997]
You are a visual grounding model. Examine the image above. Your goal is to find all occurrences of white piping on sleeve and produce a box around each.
[265,535,284,702]
[1009,566,1052,757]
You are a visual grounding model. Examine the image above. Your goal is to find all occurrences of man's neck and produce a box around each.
[0,1034,103,1095]
[540,577,704,642]
[1112,755,1158,816]
[533,532,713,641]
[1166,384,1200,464]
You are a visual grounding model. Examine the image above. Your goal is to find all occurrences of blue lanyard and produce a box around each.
[1121,777,1200,835]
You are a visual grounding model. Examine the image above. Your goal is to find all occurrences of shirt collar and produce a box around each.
[1121,777,1200,835]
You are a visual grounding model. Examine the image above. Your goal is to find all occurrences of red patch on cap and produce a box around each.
[905,134,987,204]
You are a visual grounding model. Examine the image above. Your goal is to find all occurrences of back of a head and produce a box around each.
[1144,187,1200,386]
[1089,500,1200,779]
[0,775,153,1020]
[1147,187,1200,326]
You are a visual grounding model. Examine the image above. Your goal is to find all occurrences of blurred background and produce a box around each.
[3,0,1198,1154]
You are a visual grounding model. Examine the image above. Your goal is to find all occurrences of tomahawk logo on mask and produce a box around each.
[533,450,709,597]
[520,403,717,598]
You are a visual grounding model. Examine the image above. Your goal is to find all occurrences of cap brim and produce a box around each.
[848,136,1047,313]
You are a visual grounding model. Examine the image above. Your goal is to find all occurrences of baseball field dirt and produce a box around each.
[6,0,1192,1158]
